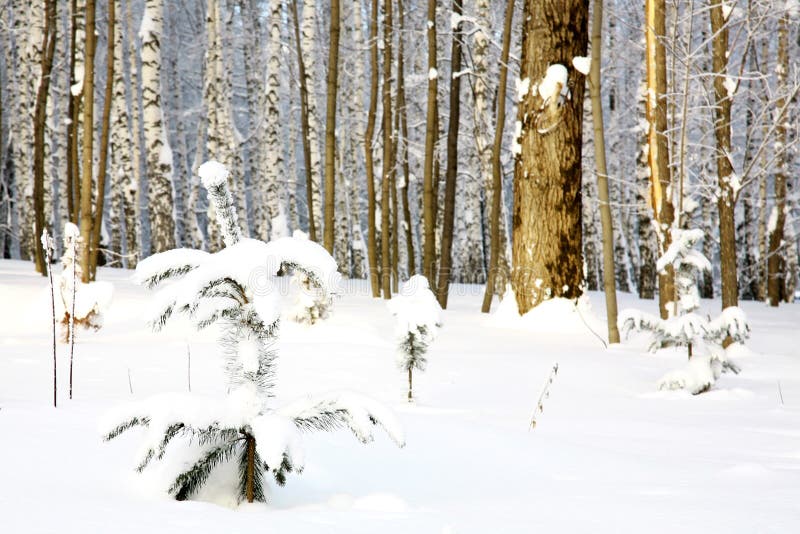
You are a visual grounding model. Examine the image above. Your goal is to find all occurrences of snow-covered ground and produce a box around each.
[1,258,799,533]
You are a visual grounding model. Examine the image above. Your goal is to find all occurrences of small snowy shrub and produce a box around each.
[55,223,113,342]
[618,228,749,394]
[103,161,403,504]
[387,275,442,402]
[284,231,334,325]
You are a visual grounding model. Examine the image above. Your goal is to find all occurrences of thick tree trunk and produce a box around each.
[645,0,675,318]
[589,0,619,343]
[481,0,515,313]
[436,0,464,309]
[323,0,340,254]
[511,0,588,315]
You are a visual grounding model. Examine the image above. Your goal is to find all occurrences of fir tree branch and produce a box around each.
[103,416,151,441]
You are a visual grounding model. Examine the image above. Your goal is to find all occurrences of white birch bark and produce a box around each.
[109,0,133,265]
[140,0,175,253]
[126,0,142,265]
[301,0,322,235]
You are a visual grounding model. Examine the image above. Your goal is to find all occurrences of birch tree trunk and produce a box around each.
[511,0,588,314]
[767,14,789,307]
[126,0,142,266]
[140,0,175,254]
[109,0,133,266]
[301,0,322,240]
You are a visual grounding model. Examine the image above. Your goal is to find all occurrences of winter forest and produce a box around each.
[2,0,800,532]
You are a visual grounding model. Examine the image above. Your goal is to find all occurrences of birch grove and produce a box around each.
[0,0,798,317]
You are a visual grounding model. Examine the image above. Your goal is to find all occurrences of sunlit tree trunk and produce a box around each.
[511,0,588,314]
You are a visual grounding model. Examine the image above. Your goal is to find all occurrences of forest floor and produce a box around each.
[1,258,799,533]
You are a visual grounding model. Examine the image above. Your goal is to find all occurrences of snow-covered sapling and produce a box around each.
[618,228,750,394]
[387,275,442,402]
[56,223,113,343]
[285,231,334,325]
[103,161,403,504]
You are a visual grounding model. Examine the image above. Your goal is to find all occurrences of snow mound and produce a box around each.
[538,64,569,101]
[198,160,230,189]
[657,355,720,395]
[387,275,443,336]
[489,292,606,339]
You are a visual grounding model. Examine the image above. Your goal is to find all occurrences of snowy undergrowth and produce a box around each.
[2,261,800,532]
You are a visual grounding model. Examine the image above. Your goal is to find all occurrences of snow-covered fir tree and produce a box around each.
[387,275,442,402]
[619,228,750,394]
[103,161,403,504]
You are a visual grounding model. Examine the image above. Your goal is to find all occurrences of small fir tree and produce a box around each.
[103,161,404,504]
[387,275,442,402]
[618,228,749,394]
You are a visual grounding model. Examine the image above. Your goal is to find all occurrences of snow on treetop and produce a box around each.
[538,64,569,101]
[263,237,340,294]
[133,248,211,288]
[198,160,230,189]
[388,275,443,336]
[64,221,81,239]
[656,228,711,273]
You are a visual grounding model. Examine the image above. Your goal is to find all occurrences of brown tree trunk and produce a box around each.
[89,0,115,279]
[436,0,464,309]
[421,0,438,287]
[33,0,57,275]
[397,0,414,278]
[290,0,316,242]
[511,0,588,315]
[322,0,340,254]
[380,0,393,299]
[767,14,789,307]
[645,0,675,319]
[364,0,381,297]
[589,0,619,343]
[480,0,515,313]
[78,0,96,284]
[245,435,255,503]
[709,2,738,316]
[66,0,78,224]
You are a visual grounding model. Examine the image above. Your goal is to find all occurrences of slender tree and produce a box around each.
[364,0,381,296]
[78,0,96,283]
[644,0,675,318]
[381,0,393,299]
[421,0,438,288]
[436,0,464,308]
[33,0,58,275]
[588,0,619,343]
[323,0,341,254]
